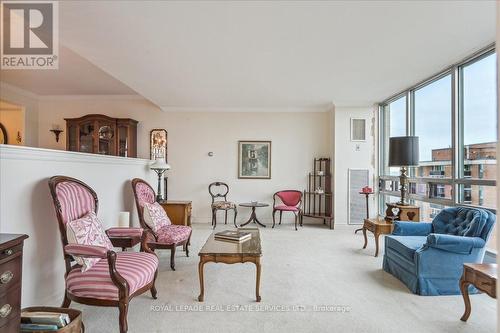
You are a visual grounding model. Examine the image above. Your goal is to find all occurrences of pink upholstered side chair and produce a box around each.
[132,178,192,270]
[272,190,303,231]
[48,176,159,333]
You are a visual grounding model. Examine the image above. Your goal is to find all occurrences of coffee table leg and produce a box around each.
[198,257,206,302]
[255,258,261,302]
[460,278,471,321]
[362,226,368,249]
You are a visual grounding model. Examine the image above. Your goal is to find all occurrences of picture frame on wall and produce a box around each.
[150,129,167,161]
[238,140,271,179]
[350,118,366,142]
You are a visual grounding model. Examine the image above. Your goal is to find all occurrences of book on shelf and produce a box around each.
[21,311,70,328]
[214,230,252,242]
[21,323,60,331]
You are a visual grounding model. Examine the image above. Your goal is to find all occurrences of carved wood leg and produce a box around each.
[362,226,368,249]
[225,210,228,225]
[255,258,262,302]
[118,301,129,333]
[460,278,472,321]
[294,213,298,231]
[170,246,176,271]
[198,257,206,302]
[279,211,282,224]
[61,291,71,308]
[272,210,276,228]
[212,209,217,229]
[150,268,158,299]
[186,237,190,257]
[233,208,238,228]
[374,231,380,257]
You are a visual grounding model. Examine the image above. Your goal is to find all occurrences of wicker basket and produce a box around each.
[21,307,84,333]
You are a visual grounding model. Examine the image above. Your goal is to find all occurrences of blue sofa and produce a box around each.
[383,207,495,296]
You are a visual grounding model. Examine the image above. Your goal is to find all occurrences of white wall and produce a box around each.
[0,83,39,147]
[496,0,499,326]
[0,145,156,306]
[35,97,331,223]
[333,107,377,224]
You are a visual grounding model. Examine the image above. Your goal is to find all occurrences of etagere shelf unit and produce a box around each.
[303,158,334,229]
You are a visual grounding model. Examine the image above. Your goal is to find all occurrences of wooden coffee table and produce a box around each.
[362,217,394,257]
[460,263,497,321]
[198,228,262,302]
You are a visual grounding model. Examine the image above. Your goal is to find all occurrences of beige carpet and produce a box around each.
[69,222,496,333]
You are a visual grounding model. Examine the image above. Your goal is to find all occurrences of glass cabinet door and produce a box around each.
[97,122,116,155]
[117,125,128,157]
[79,122,94,153]
[68,124,77,151]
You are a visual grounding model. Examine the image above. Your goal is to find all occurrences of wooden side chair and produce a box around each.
[132,178,192,270]
[48,176,159,333]
[209,182,237,228]
[272,190,303,231]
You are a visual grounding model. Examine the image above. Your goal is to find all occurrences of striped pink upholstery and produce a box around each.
[55,181,96,224]
[156,225,191,245]
[135,182,155,207]
[274,204,299,212]
[65,244,108,258]
[66,252,158,300]
[106,227,143,237]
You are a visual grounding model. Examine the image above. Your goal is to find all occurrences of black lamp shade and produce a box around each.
[389,136,419,167]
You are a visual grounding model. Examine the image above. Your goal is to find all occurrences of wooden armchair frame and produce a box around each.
[49,176,158,333]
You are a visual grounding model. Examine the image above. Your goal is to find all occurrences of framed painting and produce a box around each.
[238,140,271,179]
[150,129,167,161]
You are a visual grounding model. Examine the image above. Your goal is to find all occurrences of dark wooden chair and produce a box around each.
[272,190,303,230]
[132,178,192,270]
[209,182,238,228]
[48,176,159,333]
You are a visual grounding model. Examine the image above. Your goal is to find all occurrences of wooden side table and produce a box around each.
[0,234,28,333]
[362,217,393,257]
[460,263,497,322]
[160,201,192,226]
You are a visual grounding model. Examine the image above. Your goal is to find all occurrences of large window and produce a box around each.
[379,46,497,252]
[383,96,407,176]
[462,53,497,180]
[414,75,452,178]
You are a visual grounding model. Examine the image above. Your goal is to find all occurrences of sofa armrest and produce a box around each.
[64,244,109,258]
[106,227,143,238]
[425,234,485,254]
[392,222,433,236]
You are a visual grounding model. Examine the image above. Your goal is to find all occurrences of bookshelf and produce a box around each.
[302,158,334,229]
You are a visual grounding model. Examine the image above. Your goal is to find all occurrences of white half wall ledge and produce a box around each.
[0,144,152,165]
[0,145,157,306]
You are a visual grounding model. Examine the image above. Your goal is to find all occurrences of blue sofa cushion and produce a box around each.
[432,207,486,237]
[386,235,426,261]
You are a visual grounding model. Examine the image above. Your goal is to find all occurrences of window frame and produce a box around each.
[378,43,496,250]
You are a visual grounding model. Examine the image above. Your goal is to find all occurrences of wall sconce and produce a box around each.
[50,125,63,142]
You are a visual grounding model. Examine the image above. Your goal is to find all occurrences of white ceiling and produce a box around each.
[7,1,499,108]
[0,46,137,95]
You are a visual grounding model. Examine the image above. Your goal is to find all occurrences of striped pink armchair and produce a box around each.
[132,178,192,270]
[49,176,159,333]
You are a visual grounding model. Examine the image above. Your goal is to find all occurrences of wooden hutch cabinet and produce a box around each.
[65,114,138,158]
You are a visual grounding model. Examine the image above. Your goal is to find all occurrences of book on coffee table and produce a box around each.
[214,230,252,242]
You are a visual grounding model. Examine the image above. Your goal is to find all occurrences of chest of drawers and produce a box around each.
[0,234,28,333]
